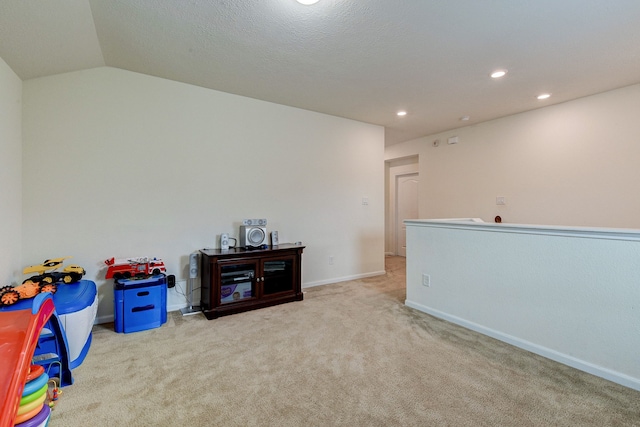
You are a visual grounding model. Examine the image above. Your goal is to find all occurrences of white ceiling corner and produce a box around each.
[0,0,104,79]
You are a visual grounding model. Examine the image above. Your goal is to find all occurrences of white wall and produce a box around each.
[0,56,22,285]
[386,84,640,229]
[405,220,640,391]
[22,67,385,322]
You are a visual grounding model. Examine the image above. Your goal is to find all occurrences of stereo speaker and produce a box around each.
[167,274,176,288]
[189,253,198,278]
[239,226,268,247]
[220,233,229,250]
[271,231,279,246]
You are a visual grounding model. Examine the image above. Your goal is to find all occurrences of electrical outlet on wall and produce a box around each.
[422,274,430,287]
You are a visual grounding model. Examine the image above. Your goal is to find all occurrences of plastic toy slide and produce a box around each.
[0,293,54,427]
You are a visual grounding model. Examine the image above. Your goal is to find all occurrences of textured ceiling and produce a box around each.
[2,0,640,145]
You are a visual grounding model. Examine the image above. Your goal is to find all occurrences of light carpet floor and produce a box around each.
[50,256,640,426]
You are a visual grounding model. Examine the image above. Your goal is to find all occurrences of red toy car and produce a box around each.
[104,257,166,280]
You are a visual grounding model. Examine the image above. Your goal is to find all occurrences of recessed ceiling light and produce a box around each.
[490,70,508,79]
[397,111,407,117]
[296,0,320,4]
[461,115,470,121]
[537,93,551,100]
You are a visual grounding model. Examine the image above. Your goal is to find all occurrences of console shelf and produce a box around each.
[199,244,304,319]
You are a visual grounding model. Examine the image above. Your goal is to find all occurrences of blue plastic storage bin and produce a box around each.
[114,275,167,333]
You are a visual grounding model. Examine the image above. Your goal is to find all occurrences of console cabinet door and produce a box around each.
[261,255,297,297]
[216,259,259,306]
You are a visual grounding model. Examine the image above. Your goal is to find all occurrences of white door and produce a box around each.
[396,173,419,257]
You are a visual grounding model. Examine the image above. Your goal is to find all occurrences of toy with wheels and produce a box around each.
[105,256,166,280]
[23,256,86,285]
[0,281,57,307]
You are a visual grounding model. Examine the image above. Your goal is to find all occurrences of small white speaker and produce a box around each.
[239,226,268,247]
[220,233,229,250]
[189,253,198,278]
[271,231,279,246]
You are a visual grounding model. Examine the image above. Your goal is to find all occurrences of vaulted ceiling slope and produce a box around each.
[2,1,640,145]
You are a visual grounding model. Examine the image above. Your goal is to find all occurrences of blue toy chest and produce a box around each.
[114,275,167,333]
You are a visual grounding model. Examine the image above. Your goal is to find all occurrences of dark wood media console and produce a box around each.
[199,244,304,319]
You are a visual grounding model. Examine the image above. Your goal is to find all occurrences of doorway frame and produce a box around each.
[395,172,419,257]
[386,156,419,256]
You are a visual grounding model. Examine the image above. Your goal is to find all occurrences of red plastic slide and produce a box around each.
[0,293,54,427]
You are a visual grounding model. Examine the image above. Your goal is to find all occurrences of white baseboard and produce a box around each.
[168,303,188,312]
[405,299,640,392]
[97,273,386,322]
[303,270,386,288]
[96,314,114,324]
[96,303,190,325]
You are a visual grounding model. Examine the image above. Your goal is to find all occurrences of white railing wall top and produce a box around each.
[404,219,640,242]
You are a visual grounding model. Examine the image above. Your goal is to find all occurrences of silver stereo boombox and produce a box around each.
[239,219,268,248]
[239,226,268,247]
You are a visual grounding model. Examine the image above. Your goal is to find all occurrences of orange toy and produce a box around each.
[0,281,57,307]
